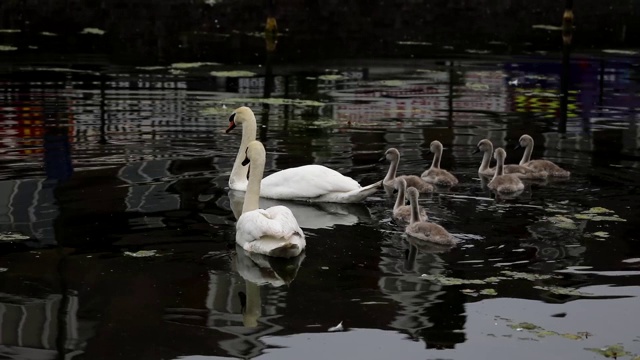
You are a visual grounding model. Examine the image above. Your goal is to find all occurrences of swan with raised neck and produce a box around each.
[487,147,525,193]
[235,140,305,258]
[393,178,427,223]
[225,106,382,203]
[421,140,458,186]
[404,187,456,246]
[517,134,570,177]
[474,139,548,179]
[382,148,433,193]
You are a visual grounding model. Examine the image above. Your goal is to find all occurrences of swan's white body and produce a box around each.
[235,140,306,258]
[227,106,381,203]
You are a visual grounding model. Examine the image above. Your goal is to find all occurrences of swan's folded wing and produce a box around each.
[237,208,304,241]
[261,165,361,199]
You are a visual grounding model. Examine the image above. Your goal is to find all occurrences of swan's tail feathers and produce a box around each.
[268,242,300,258]
[340,180,382,203]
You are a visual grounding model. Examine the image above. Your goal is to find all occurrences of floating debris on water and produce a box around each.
[0,45,17,51]
[81,28,106,35]
[592,231,610,239]
[210,70,256,77]
[0,29,20,33]
[421,273,487,285]
[622,258,640,264]
[169,69,186,75]
[532,24,562,31]
[124,250,160,257]
[602,49,639,55]
[328,321,344,332]
[509,322,539,331]
[547,215,578,229]
[0,268,7,272]
[40,31,57,36]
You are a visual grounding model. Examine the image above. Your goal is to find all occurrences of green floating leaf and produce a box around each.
[535,330,559,338]
[0,45,17,51]
[318,74,347,81]
[0,29,20,33]
[592,231,610,239]
[561,333,583,340]
[533,285,593,296]
[136,66,166,71]
[124,250,160,258]
[171,62,220,69]
[585,207,614,214]
[0,232,30,241]
[40,31,57,36]
[81,28,105,35]
[585,344,631,358]
[574,214,626,222]
[500,271,555,280]
[480,288,497,296]
[210,70,256,77]
[509,322,539,330]
[421,274,486,285]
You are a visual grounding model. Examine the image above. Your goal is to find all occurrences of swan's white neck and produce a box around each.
[430,147,442,169]
[394,182,406,211]
[479,145,493,173]
[242,281,261,328]
[242,151,265,214]
[384,156,399,183]
[409,195,421,224]
[519,140,534,165]
[230,117,257,189]
[492,155,504,182]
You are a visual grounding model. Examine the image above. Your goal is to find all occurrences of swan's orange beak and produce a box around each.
[225,122,237,133]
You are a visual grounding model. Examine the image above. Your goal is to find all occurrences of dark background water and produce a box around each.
[1,1,640,360]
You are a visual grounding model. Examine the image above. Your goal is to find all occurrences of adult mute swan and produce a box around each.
[235,140,306,258]
[517,134,570,177]
[226,106,382,203]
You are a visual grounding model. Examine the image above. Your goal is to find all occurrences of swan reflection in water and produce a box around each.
[228,189,373,230]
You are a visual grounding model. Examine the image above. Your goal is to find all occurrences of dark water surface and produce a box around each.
[1,54,640,360]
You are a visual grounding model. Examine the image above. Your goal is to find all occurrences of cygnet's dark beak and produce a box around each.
[378,156,387,163]
[514,143,521,150]
[472,147,480,155]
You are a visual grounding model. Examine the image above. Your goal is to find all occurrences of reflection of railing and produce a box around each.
[117,159,181,214]
[0,179,58,246]
[0,293,89,359]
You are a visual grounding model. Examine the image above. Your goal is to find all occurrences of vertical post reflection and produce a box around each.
[559,0,574,134]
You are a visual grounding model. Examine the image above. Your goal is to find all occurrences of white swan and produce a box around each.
[517,134,571,177]
[488,148,525,194]
[421,141,459,186]
[474,139,548,179]
[235,140,306,258]
[226,106,382,203]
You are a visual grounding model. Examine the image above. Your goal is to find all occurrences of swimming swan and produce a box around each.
[235,140,306,258]
[474,139,548,179]
[517,134,570,177]
[488,148,525,193]
[405,187,456,246]
[393,178,427,223]
[226,106,382,203]
[421,141,459,186]
[382,148,434,193]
